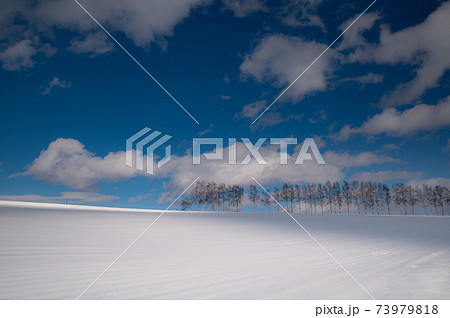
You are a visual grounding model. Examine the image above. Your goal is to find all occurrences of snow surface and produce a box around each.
[0,201,449,299]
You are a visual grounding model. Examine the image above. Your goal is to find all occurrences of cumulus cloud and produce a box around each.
[407,177,450,188]
[239,3,450,109]
[350,170,423,183]
[37,0,210,48]
[279,0,325,30]
[156,140,342,203]
[336,96,450,140]
[69,31,114,57]
[240,34,335,102]
[18,137,417,204]
[14,137,338,201]
[42,76,72,95]
[0,40,37,71]
[324,151,399,167]
[336,12,381,54]
[0,0,210,70]
[196,124,213,137]
[13,138,144,191]
[234,100,303,129]
[308,109,327,124]
[338,2,450,107]
[0,192,119,204]
[222,0,266,17]
[235,100,267,119]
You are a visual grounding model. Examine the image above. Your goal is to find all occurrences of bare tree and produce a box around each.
[325,180,333,214]
[406,186,418,215]
[205,181,218,211]
[273,186,281,212]
[192,181,206,211]
[248,184,260,212]
[180,198,192,211]
[382,184,391,215]
[434,185,447,215]
[317,184,325,214]
[294,184,302,213]
[333,181,342,213]
[288,184,295,213]
[342,181,352,214]
[217,183,226,211]
[225,184,233,211]
[393,183,408,215]
[350,181,361,214]
[229,185,244,211]
[262,189,272,212]
[281,183,291,212]
[375,183,383,214]
[187,180,447,215]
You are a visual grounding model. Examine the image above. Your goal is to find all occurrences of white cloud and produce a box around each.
[13,138,144,191]
[407,177,450,188]
[279,0,325,30]
[0,40,37,71]
[338,2,450,107]
[324,151,399,167]
[254,113,303,130]
[336,96,450,140]
[307,135,327,148]
[196,124,213,137]
[0,0,210,70]
[18,138,414,204]
[382,143,400,150]
[337,12,381,54]
[0,192,118,204]
[350,170,423,183]
[69,31,114,57]
[42,76,72,95]
[128,193,152,203]
[338,72,383,88]
[222,0,266,18]
[240,34,335,102]
[157,141,343,203]
[35,0,210,48]
[308,109,327,124]
[234,100,303,129]
[235,100,267,119]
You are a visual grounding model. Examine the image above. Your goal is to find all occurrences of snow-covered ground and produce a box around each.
[0,201,449,299]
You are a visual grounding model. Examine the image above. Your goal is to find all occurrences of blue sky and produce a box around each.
[0,0,449,209]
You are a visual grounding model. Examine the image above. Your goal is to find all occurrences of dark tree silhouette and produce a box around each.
[180,180,449,215]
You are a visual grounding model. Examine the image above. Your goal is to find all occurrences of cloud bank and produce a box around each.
[336,96,450,140]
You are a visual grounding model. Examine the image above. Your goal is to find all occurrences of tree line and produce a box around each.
[181,181,245,211]
[181,180,449,215]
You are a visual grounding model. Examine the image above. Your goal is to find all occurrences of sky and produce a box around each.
[0,0,449,209]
